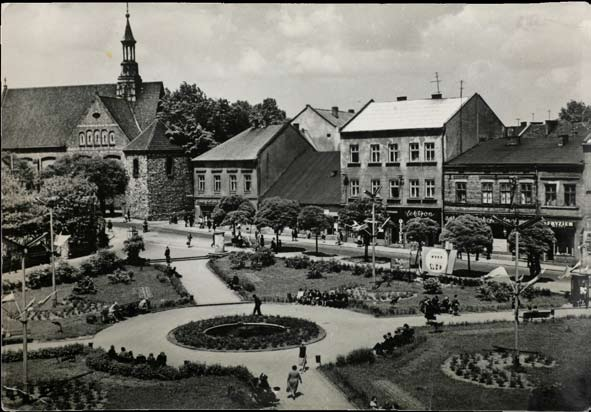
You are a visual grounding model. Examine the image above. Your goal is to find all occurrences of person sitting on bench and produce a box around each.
[138,298,150,313]
[108,345,117,359]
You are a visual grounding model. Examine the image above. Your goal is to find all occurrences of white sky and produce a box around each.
[2,3,590,124]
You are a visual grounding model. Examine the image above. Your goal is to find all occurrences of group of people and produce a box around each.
[293,288,349,308]
[372,324,415,356]
[369,395,399,410]
[250,372,279,405]
[419,295,460,321]
[105,298,151,323]
[107,346,167,367]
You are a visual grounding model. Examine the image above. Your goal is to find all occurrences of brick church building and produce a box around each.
[1,9,190,220]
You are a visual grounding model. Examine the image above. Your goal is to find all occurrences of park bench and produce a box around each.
[522,309,554,322]
[426,320,444,332]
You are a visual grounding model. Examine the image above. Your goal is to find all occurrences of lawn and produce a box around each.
[209,256,568,316]
[2,265,188,341]
[1,355,256,409]
[321,317,591,410]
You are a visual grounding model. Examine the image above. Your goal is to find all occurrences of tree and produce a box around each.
[298,206,332,255]
[559,100,591,123]
[254,197,300,251]
[249,98,287,128]
[123,232,145,264]
[1,172,47,241]
[508,222,556,278]
[439,214,493,274]
[212,195,256,235]
[42,154,128,214]
[1,156,37,190]
[404,217,440,248]
[338,198,387,262]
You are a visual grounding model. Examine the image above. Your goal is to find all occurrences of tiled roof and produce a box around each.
[312,107,356,128]
[99,96,141,139]
[1,82,163,150]
[341,95,470,133]
[447,133,587,166]
[263,151,341,206]
[124,120,182,153]
[192,124,288,162]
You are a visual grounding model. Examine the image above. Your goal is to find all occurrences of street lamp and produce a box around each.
[34,196,59,306]
[364,187,381,284]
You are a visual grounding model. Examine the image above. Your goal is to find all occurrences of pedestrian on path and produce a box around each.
[126,209,131,223]
[260,234,265,248]
[189,214,195,227]
[107,219,113,232]
[207,220,212,232]
[298,342,307,372]
[253,294,263,316]
[184,213,189,227]
[165,246,171,265]
[286,365,302,399]
[143,219,149,233]
[186,233,192,248]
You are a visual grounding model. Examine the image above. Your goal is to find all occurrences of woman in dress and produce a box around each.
[286,365,302,399]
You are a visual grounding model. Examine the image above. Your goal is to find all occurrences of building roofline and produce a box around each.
[339,99,374,132]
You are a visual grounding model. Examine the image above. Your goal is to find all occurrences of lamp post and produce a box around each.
[364,187,381,285]
[34,196,59,306]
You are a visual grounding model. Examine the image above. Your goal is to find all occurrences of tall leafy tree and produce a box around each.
[42,154,128,214]
[338,198,386,262]
[405,217,440,248]
[254,197,300,251]
[249,98,287,128]
[298,206,332,254]
[123,232,145,264]
[212,195,255,235]
[559,100,591,123]
[508,222,556,278]
[2,156,37,189]
[439,214,493,274]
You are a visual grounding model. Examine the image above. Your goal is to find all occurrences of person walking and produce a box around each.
[189,214,195,227]
[186,233,193,248]
[165,246,171,266]
[260,234,265,248]
[298,342,307,372]
[143,219,149,233]
[126,209,131,223]
[286,365,302,399]
[207,219,212,232]
[184,213,189,227]
[107,219,113,232]
[253,294,263,316]
[451,295,460,316]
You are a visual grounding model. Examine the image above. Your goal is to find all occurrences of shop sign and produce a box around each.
[390,208,442,222]
[425,248,448,274]
[544,220,576,228]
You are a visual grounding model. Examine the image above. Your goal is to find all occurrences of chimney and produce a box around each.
[545,119,558,135]
[348,109,355,114]
[331,106,339,118]
[431,93,442,99]
[396,96,407,101]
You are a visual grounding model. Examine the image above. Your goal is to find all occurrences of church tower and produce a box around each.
[117,5,142,102]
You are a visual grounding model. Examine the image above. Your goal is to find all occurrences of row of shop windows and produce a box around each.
[349,178,436,199]
[196,174,252,194]
[453,181,576,206]
[349,142,436,164]
[79,130,116,147]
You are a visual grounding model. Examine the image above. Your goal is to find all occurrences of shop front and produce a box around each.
[386,207,442,246]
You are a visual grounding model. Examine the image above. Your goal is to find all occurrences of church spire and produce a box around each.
[117,2,142,102]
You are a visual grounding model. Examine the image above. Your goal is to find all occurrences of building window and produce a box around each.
[544,184,557,206]
[101,130,108,146]
[482,182,493,204]
[109,131,116,146]
[455,182,467,203]
[213,175,221,193]
[520,183,533,205]
[388,144,399,162]
[425,179,435,198]
[132,158,139,178]
[94,130,101,145]
[244,174,252,193]
[86,130,93,146]
[500,182,512,205]
[79,132,85,146]
[371,179,381,195]
[166,157,174,177]
[229,175,237,193]
[389,180,400,198]
[409,143,420,161]
[409,179,420,198]
[564,184,576,206]
[370,144,380,163]
[424,142,435,161]
[350,179,359,197]
[197,175,205,193]
[349,144,359,163]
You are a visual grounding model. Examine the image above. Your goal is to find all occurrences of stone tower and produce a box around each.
[117,6,142,102]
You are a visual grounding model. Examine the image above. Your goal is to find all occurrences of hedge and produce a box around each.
[2,343,88,363]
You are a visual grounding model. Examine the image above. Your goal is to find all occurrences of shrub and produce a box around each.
[423,278,442,294]
[229,252,249,269]
[2,343,87,363]
[307,267,323,279]
[242,281,256,292]
[345,348,376,365]
[250,248,275,269]
[336,355,346,367]
[284,255,311,269]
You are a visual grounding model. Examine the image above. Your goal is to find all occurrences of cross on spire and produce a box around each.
[459,80,464,99]
[126,2,129,18]
[431,72,442,94]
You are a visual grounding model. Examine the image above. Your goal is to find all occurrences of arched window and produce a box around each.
[132,158,140,178]
[101,130,108,145]
[79,132,86,146]
[94,130,101,145]
[109,131,116,146]
[86,130,93,146]
[166,156,174,177]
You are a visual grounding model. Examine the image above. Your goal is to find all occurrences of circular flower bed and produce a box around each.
[169,314,326,351]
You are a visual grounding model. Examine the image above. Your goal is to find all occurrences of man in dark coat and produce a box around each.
[253,294,263,316]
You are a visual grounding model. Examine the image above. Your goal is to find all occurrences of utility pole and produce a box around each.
[21,251,28,399]
[372,200,376,284]
[49,208,56,306]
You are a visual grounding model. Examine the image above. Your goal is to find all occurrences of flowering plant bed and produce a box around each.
[169,314,325,351]
[442,351,556,390]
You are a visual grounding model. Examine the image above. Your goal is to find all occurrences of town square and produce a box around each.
[1,3,591,411]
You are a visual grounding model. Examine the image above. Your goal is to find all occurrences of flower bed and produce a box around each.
[169,314,325,351]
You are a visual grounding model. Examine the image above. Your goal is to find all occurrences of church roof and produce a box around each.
[124,119,183,153]
[123,17,136,42]
[1,82,163,150]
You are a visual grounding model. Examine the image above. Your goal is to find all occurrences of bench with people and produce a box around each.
[292,287,349,308]
[372,324,415,356]
[100,298,151,324]
[249,372,279,406]
[107,345,167,367]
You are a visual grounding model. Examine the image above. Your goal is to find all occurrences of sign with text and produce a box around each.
[422,246,457,275]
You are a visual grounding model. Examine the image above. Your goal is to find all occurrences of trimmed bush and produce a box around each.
[250,248,275,270]
[2,343,88,363]
[345,348,376,365]
[423,278,442,294]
